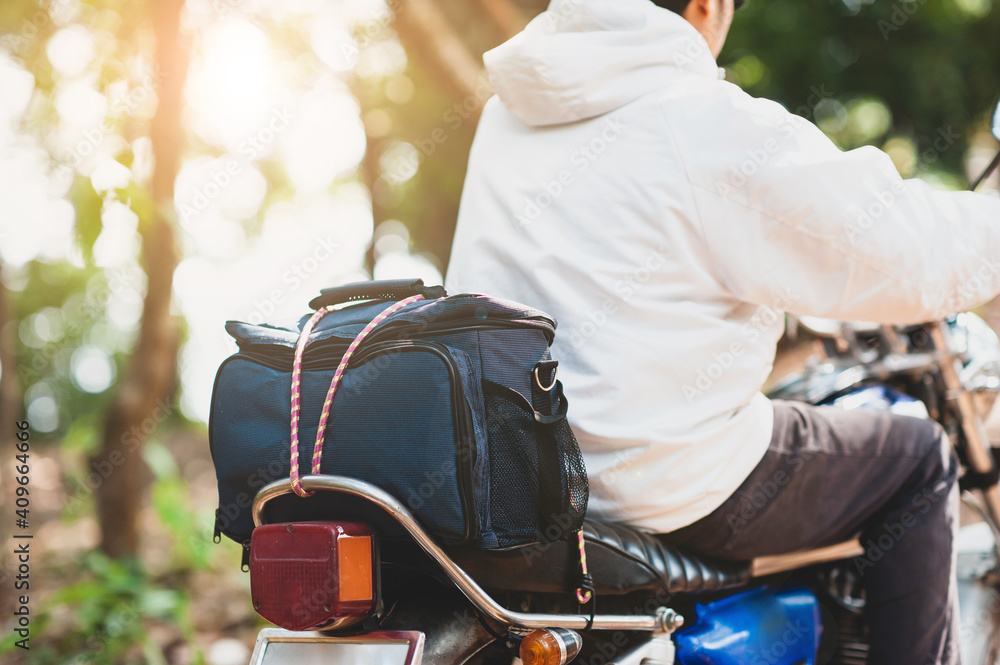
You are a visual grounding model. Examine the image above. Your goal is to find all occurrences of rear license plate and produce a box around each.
[249,629,424,665]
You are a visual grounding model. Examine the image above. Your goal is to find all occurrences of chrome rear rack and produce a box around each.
[252,475,680,634]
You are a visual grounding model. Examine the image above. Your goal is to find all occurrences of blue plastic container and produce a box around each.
[674,587,821,665]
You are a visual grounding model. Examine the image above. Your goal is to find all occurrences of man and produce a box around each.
[445,0,1000,662]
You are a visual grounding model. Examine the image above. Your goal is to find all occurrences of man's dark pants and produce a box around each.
[664,400,960,665]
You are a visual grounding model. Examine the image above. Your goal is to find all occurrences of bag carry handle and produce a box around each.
[289,294,426,497]
[308,278,446,310]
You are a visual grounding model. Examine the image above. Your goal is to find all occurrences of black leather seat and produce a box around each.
[261,491,751,597]
[444,519,751,596]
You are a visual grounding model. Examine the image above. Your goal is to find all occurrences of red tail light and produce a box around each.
[250,522,377,631]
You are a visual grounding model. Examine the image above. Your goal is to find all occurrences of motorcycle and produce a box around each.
[233,101,1000,665]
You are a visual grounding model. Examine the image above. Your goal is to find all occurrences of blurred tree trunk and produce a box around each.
[473,0,527,40]
[395,0,489,105]
[388,0,530,269]
[392,0,497,268]
[91,0,187,558]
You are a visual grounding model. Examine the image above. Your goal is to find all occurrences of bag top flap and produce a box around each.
[224,293,557,350]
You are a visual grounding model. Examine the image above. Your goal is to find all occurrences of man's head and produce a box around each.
[653,0,739,59]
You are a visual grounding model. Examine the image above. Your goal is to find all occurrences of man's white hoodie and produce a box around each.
[446,0,1000,533]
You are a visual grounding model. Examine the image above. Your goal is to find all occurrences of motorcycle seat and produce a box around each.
[440,518,751,597]
[257,481,750,598]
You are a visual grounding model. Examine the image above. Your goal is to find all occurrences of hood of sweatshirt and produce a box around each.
[483,0,722,127]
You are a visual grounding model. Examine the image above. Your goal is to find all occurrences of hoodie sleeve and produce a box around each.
[668,83,1000,324]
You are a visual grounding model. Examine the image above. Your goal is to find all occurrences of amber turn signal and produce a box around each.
[519,628,583,665]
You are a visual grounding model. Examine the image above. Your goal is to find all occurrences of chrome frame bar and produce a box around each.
[252,475,675,633]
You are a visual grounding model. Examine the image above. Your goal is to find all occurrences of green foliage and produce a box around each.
[146,441,215,571]
[2,0,158,263]
[0,553,200,665]
[1,440,216,663]
[12,261,128,441]
[2,0,168,443]
[345,15,484,271]
[70,177,105,264]
[385,59,480,272]
[723,0,1000,176]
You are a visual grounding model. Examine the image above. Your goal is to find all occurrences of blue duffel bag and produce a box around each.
[209,279,588,552]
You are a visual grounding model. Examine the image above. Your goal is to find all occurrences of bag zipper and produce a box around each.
[218,339,480,544]
[213,509,223,543]
[365,318,555,345]
[236,320,553,362]
[351,341,479,543]
[241,540,251,572]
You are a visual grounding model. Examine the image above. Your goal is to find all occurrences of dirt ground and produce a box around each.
[0,428,262,665]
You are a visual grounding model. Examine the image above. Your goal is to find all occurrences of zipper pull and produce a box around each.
[241,540,251,572]
[213,509,223,544]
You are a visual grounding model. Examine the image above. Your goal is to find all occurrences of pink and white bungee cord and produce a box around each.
[289,295,426,497]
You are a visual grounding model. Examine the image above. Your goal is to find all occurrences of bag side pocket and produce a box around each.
[483,380,588,548]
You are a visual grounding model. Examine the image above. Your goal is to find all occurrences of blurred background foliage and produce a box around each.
[724,0,1000,187]
[0,0,998,662]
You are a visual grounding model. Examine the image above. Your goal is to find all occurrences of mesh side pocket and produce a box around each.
[484,381,589,548]
[485,388,543,548]
[543,415,588,533]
